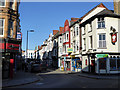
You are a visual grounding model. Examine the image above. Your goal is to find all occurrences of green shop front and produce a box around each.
[95,54,120,74]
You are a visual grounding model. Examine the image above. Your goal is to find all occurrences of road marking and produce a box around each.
[36,83,44,85]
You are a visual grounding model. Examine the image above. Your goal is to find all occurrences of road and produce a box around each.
[9,72,118,88]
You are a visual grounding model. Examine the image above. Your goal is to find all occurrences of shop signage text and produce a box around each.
[67,48,73,53]
[96,54,109,58]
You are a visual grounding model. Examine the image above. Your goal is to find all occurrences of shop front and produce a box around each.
[61,56,71,71]
[96,54,120,74]
[1,38,21,79]
[72,58,82,72]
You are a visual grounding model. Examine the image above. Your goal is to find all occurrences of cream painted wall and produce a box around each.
[81,15,120,73]
[81,7,105,23]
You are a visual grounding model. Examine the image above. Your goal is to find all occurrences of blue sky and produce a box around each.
[19,2,114,51]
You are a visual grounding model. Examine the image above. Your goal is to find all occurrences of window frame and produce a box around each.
[97,17,105,29]
[60,37,62,43]
[110,57,120,71]
[66,33,69,41]
[98,34,106,48]
[0,19,5,37]
[0,0,6,7]
[76,27,79,36]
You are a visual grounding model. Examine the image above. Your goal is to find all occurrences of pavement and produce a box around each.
[2,70,42,88]
[68,71,120,80]
[2,68,120,88]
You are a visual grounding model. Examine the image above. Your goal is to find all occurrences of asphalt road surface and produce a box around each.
[9,73,119,88]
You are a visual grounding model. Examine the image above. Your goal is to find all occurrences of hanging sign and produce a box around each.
[17,32,22,40]
[112,33,117,43]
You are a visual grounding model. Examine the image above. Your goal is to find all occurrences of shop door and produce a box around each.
[2,56,10,79]
[72,60,75,71]
[91,60,95,73]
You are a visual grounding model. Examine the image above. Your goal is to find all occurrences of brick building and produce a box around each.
[0,0,22,79]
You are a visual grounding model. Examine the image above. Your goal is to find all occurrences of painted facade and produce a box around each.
[80,3,120,74]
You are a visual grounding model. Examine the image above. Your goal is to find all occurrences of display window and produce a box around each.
[99,58,106,69]
[110,57,120,70]
[76,60,82,69]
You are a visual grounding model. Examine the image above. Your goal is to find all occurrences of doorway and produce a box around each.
[91,60,95,73]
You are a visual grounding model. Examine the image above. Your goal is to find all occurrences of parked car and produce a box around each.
[31,63,41,73]
[40,62,47,71]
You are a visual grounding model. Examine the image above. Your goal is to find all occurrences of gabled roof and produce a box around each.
[80,9,120,27]
[70,3,108,28]
[96,9,120,17]
[52,31,60,40]
[81,3,108,19]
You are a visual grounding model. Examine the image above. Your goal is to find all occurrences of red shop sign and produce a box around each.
[6,43,19,50]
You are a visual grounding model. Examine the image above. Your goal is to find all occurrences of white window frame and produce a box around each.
[66,33,69,41]
[98,34,106,48]
[76,27,79,36]
[73,26,75,37]
[0,19,5,37]
[60,37,62,43]
[0,0,6,7]
[97,17,105,29]
[9,0,14,9]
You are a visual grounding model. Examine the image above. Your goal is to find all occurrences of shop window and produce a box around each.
[110,57,120,70]
[76,60,82,68]
[110,58,116,70]
[98,17,105,29]
[117,58,120,70]
[99,58,106,69]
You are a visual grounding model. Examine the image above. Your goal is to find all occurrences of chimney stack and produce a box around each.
[114,0,120,15]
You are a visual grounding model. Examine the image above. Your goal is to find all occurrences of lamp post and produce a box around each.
[26,30,34,59]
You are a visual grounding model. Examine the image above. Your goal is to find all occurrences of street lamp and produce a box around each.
[26,30,34,59]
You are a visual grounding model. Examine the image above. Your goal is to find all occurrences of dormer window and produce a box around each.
[98,17,105,29]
